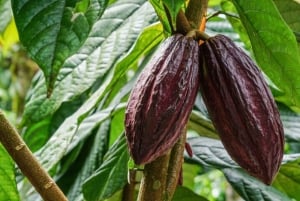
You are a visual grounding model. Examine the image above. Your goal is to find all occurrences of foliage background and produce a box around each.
[1,0,300,200]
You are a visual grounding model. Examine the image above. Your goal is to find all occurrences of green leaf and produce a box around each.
[187,136,299,168]
[232,0,300,111]
[187,136,238,169]
[33,20,162,174]
[149,0,172,34]
[273,0,300,33]
[223,168,291,201]
[172,186,209,201]
[21,0,157,125]
[182,163,201,191]
[82,134,129,201]
[12,0,108,94]
[162,0,184,31]
[0,145,20,201]
[279,104,300,142]
[65,121,110,201]
[0,0,12,33]
[188,110,219,139]
[220,0,251,50]
[272,159,300,201]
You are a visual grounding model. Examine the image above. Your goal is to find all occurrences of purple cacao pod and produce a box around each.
[125,34,199,165]
[199,35,284,184]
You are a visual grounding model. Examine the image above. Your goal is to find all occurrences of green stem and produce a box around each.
[0,111,68,201]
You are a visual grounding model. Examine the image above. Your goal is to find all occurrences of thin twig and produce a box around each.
[207,10,239,21]
[0,111,68,201]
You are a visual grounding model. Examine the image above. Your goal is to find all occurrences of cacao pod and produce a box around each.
[199,35,284,184]
[125,34,199,165]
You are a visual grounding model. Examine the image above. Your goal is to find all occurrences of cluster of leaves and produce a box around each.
[0,0,300,200]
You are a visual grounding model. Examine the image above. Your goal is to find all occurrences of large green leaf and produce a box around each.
[223,168,292,201]
[232,0,300,111]
[186,136,238,169]
[65,121,109,201]
[82,134,129,201]
[220,0,251,50]
[272,158,300,201]
[0,0,12,33]
[21,0,157,126]
[0,145,19,201]
[273,0,300,33]
[33,5,159,172]
[12,0,108,94]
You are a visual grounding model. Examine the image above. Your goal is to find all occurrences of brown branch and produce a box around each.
[0,111,68,201]
[185,0,208,29]
[176,9,192,35]
[165,127,187,201]
[122,169,137,201]
[137,152,171,201]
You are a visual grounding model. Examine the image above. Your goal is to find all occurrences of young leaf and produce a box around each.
[11,0,108,95]
[82,134,129,201]
[232,0,300,111]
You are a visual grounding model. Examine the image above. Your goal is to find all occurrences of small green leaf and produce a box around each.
[82,134,129,201]
[0,145,20,201]
[223,168,291,201]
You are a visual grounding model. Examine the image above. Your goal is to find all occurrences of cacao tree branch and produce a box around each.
[165,127,187,201]
[176,9,192,35]
[122,169,137,201]
[137,152,171,201]
[185,0,208,29]
[0,111,68,201]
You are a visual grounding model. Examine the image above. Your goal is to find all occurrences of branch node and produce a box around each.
[15,143,25,151]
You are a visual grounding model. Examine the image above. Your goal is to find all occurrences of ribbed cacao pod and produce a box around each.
[125,34,199,165]
[199,35,284,184]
